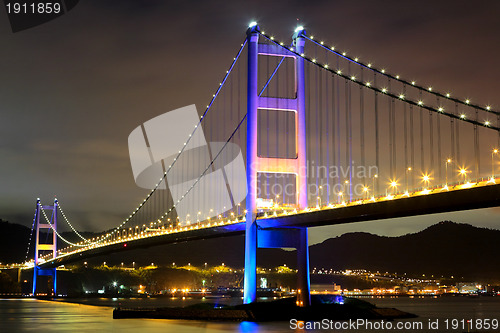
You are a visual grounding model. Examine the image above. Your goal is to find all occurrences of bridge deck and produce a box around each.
[259,182,500,228]
[36,182,500,269]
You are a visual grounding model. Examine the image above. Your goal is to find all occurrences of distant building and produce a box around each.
[311,283,341,294]
[456,282,479,293]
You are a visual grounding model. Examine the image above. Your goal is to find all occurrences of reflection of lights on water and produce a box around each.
[239,321,259,333]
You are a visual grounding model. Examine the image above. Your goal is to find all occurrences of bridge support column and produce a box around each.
[258,227,311,307]
[244,24,308,304]
[244,23,259,305]
[294,27,308,209]
[32,198,58,296]
[295,228,311,307]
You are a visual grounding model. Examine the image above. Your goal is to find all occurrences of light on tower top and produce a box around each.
[295,25,304,32]
[248,21,258,28]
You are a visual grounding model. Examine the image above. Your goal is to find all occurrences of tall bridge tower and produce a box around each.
[32,198,58,296]
[244,23,311,306]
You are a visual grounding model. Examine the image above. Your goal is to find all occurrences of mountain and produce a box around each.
[0,219,34,263]
[1,219,499,280]
[0,219,100,264]
[308,221,500,280]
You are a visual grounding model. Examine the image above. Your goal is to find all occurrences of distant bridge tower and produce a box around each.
[244,23,311,306]
[32,198,58,296]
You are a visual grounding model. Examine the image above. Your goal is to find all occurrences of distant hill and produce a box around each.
[0,219,33,263]
[307,221,500,280]
[0,219,100,264]
[1,219,499,280]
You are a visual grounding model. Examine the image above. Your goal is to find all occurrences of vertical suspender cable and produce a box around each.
[239,54,243,208]
[316,47,320,192]
[388,78,393,179]
[237,54,240,150]
[325,49,330,204]
[276,56,280,191]
[403,85,408,190]
[436,97,442,182]
[307,62,312,202]
[344,70,351,200]
[429,110,434,175]
[331,71,337,200]
[336,57,341,199]
[392,93,396,181]
[266,53,270,199]
[347,62,353,200]
[455,103,461,166]
[154,180,157,227]
[231,69,237,211]
[285,55,289,203]
[374,72,380,195]
[344,78,349,198]
[450,117,455,164]
[230,59,235,214]
[410,105,414,189]
[360,68,365,187]
[348,75,353,200]
[319,66,324,195]
[420,101,425,173]
[199,85,204,218]
[475,109,480,178]
[389,78,397,181]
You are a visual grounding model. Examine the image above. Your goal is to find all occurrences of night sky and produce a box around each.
[1,0,499,245]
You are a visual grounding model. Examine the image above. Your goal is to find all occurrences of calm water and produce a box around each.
[367,295,500,320]
[1,296,499,332]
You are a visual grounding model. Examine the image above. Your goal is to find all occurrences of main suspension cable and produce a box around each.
[40,206,86,247]
[303,34,498,116]
[58,202,94,244]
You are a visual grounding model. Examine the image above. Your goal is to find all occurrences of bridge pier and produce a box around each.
[33,267,57,296]
[257,227,311,307]
[296,228,311,307]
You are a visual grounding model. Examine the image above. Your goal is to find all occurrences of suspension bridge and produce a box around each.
[26,23,500,307]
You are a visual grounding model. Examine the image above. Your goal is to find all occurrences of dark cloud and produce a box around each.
[0,1,499,242]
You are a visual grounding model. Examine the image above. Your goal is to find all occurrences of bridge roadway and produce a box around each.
[38,181,500,269]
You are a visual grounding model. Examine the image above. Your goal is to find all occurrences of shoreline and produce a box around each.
[111,296,417,322]
[21,295,417,322]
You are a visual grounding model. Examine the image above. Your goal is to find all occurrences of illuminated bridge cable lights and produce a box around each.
[88,40,249,246]
[158,112,248,227]
[57,201,94,244]
[39,202,85,247]
[260,26,495,203]
[300,34,498,116]
[91,39,249,244]
[258,32,500,132]
[24,204,38,262]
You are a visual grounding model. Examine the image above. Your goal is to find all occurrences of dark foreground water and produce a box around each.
[1,296,499,332]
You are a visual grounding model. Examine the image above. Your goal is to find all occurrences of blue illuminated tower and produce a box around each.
[32,198,58,296]
[244,23,311,306]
